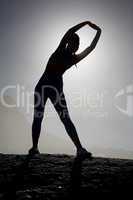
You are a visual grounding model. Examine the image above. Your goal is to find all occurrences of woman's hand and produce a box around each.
[87,21,101,31]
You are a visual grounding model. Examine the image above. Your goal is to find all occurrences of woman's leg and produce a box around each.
[49,90,82,151]
[29,86,48,154]
[31,106,44,150]
[49,88,92,159]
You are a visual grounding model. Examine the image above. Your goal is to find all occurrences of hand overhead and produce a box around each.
[72,21,102,64]
[87,21,101,31]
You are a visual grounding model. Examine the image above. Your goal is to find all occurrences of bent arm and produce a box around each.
[56,21,89,51]
[88,22,102,49]
[74,23,102,64]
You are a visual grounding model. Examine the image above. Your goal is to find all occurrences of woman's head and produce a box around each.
[67,33,80,54]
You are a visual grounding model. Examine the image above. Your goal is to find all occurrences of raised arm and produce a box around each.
[74,22,102,64]
[56,21,89,51]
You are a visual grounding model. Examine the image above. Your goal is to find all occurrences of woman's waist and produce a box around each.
[37,71,63,86]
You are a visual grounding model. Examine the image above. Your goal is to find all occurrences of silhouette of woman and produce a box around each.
[29,21,102,159]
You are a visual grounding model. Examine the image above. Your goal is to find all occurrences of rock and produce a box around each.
[0,153,133,199]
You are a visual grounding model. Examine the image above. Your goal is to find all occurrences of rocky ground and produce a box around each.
[0,153,133,199]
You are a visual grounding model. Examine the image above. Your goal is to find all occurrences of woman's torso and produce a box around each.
[36,49,75,89]
[37,49,75,88]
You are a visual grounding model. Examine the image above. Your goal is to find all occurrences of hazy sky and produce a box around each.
[0,0,133,157]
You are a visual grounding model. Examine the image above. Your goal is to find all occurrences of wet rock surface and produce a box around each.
[0,153,133,199]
